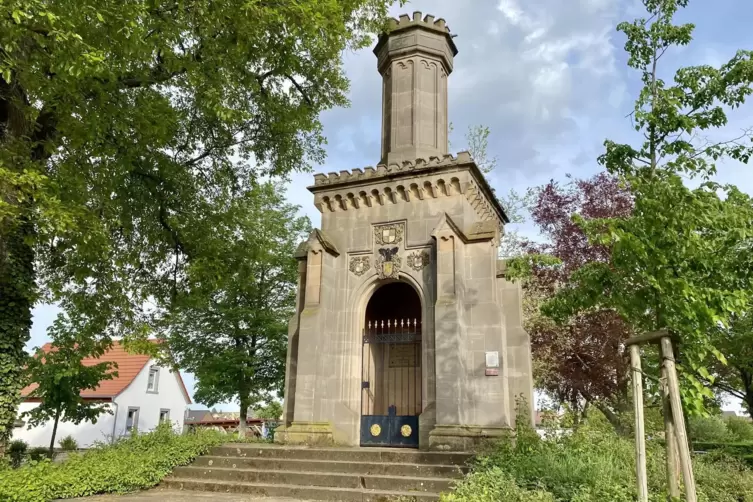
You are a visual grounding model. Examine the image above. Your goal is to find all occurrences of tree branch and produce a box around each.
[285,75,312,106]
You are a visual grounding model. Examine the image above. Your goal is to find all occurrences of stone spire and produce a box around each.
[374,12,458,166]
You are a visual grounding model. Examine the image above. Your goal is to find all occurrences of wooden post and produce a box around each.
[660,336,697,502]
[661,365,681,499]
[630,344,648,502]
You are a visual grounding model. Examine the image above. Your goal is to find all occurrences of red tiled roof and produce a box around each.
[21,340,191,403]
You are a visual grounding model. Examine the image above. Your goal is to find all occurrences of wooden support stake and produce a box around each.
[630,344,648,502]
[660,336,697,502]
[661,365,681,499]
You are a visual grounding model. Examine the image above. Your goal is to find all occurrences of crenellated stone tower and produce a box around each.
[276,12,534,451]
[375,13,456,166]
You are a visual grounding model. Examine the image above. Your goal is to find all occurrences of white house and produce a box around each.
[14,340,192,448]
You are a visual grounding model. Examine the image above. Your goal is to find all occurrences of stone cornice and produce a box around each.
[308,151,509,224]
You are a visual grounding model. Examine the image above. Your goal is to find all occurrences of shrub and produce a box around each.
[441,467,555,502]
[58,435,78,451]
[7,440,28,469]
[0,423,223,502]
[726,416,753,442]
[444,420,753,502]
[688,415,731,443]
[692,441,753,455]
[27,447,52,462]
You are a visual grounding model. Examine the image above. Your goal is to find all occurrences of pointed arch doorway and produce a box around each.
[360,281,422,448]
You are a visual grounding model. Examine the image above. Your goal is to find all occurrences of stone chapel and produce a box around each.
[276,12,534,451]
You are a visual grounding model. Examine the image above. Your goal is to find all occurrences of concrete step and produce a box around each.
[192,455,468,478]
[172,465,455,493]
[211,444,472,466]
[162,477,442,501]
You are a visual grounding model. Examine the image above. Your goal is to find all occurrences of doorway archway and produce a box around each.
[360,281,422,448]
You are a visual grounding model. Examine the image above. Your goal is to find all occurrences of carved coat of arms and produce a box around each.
[349,256,371,276]
[407,250,430,271]
[374,224,404,246]
[376,246,401,279]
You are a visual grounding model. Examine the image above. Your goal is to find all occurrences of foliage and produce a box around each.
[165,182,310,436]
[701,311,753,418]
[510,0,753,414]
[254,401,283,421]
[0,0,399,451]
[692,441,753,455]
[0,423,223,501]
[441,468,555,502]
[57,436,77,452]
[446,420,753,501]
[27,446,50,462]
[514,173,636,432]
[24,333,115,455]
[726,415,753,441]
[687,413,753,443]
[7,439,27,468]
[688,415,732,442]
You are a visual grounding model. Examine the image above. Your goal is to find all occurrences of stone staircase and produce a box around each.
[162,443,472,501]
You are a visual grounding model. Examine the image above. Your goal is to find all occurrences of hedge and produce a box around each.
[692,441,753,455]
[0,424,223,502]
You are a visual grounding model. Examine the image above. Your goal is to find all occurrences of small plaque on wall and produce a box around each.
[485,368,499,376]
[389,344,416,368]
[485,351,500,368]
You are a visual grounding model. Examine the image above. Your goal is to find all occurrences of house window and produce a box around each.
[159,409,170,424]
[146,367,159,393]
[126,407,140,433]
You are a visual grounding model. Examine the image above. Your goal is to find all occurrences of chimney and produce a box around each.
[373,12,458,166]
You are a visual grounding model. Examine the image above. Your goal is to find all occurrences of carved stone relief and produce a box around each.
[407,250,430,271]
[349,256,371,276]
[375,246,401,279]
[374,223,404,246]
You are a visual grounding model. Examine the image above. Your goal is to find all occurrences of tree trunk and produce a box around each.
[49,407,62,457]
[594,401,630,436]
[0,216,36,456]
[238,394,249,439]
[740,369,753,419]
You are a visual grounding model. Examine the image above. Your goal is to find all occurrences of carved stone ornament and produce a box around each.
[374,223,404,246]
[375,246,401,279]
[407,250,430,271]
[349,256,371,276]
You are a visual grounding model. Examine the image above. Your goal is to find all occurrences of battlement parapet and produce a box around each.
[387,11,452,35]
[311,151,472,188]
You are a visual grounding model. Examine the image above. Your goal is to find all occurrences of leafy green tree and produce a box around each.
[254,401,283,421]
[512,0,753,413]
[166,183,309,437]
[23,329,115,456]
[700,312,753,417]
[0,0,398,452]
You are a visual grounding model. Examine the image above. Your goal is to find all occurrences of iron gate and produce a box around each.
[360,318,421,447]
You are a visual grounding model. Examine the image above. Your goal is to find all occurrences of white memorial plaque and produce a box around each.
[485,351,499,368]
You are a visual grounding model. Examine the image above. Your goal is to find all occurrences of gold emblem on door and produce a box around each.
[370,424,381,436]
[401,424,412,437]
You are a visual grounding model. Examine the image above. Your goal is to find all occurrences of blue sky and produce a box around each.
[28,0,753,412]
